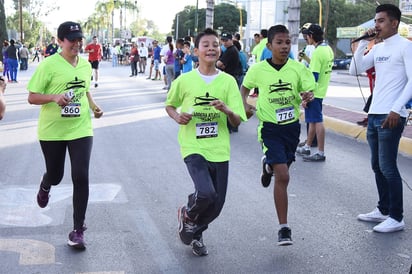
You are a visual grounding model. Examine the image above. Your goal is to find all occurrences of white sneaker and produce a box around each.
[373,217,405,233]
[357,208,389,222]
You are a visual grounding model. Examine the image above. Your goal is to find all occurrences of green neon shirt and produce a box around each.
[166,70,247,161]
[309,43,334,98]
[27,54,93,141]
[243,59,316,125]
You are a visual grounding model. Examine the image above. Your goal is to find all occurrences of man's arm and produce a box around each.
[0,76,6,120]
[240,85,255,119]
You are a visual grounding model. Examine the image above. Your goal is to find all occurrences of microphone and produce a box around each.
[351,33,376,43]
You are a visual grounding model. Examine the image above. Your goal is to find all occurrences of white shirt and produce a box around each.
[139,46,148,58]
[350,34,412,117]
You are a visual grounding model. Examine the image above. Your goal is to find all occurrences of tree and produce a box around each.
[300,0,405,53]
[0,0,7,62]
[172,3,246,38]
[301,0,376,51]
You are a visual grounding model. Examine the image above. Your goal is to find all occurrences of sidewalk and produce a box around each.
[247,96,412,158]
[323,104,412,157]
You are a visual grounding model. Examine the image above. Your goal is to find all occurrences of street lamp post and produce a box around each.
[19,0,23,42]
[317,0,322,26]
[238,3,242,39]
[111,9,114,43]
[176,14,179,41]
[195,0,198,35]
[124,0,127,33]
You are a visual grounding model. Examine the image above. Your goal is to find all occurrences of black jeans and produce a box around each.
[184,154,229,239]
[40,136,93,230]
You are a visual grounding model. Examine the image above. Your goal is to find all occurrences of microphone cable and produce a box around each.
[349,45,368,105]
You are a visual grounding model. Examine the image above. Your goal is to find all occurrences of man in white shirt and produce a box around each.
[350,4,412,233]
[139,42,148,74]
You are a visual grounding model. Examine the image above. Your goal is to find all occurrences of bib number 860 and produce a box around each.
[61,103,81,117]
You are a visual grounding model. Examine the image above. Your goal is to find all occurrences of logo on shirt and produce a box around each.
[269,79,292,93]
[268,79,296,106]
[375,55,390,63]
[64,77,86,101]
[192,92,221,122]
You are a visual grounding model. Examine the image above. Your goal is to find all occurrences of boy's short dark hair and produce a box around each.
[183,41,191,47]
[260,29,268,38]
[376,4,401,24]
[267,25,289,43]
[176,38,184,45]
[194,28,218,48]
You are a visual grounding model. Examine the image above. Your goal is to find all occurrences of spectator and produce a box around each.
[139,42,148,74]
[296,24,334,162]
[6,39,19,83]
[44,37,58,57]
[19,44,30,71]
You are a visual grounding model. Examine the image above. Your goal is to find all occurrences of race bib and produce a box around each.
[61,103,81,117]
[196,122,218,139]
[276,106,295,123]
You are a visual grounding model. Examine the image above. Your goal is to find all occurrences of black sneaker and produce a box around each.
[278,227,293,246]
[178,206,196,245]
[68,226,87,250]
[261,156,273,188]
[191,238,208,256]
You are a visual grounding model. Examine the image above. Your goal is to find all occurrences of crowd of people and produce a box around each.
[1,36,61,83]
[1,3,410,261]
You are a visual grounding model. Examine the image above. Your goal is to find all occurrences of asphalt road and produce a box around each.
[0,59,411,274]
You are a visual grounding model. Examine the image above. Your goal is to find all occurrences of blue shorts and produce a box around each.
[304,98,323,123]
[260,121,300,165]
[154,59,160,70]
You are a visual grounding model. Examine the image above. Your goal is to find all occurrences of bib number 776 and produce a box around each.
[276,106,295,123]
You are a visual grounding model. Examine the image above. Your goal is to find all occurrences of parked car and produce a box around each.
[333,56,352,70]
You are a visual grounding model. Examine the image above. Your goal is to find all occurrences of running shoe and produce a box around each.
[68,226,87,250]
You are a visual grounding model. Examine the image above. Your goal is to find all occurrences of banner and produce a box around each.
[400,0,412,16]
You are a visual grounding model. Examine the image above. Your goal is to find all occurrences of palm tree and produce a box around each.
[205,0,214,29]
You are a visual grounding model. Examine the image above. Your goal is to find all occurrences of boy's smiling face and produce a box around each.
[268,32,291,64]
[194,35,220,64]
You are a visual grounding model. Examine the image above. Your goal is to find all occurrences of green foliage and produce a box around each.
[300,0,407,51]
[173,3,247,38]
[6,10,47,47]
[0,1,6,62]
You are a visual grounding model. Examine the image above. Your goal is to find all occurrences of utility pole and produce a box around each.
[195,0,198,35]
[19,0,23,42]
[288,0,301,58]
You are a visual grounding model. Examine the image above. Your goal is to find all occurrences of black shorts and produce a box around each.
[260,121,300,165]
[89,60,100,69]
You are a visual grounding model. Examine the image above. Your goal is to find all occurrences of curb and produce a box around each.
[324,115,412,158]
[246,97,412,158]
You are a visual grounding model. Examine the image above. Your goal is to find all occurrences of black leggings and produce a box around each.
[40,136,93,230]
